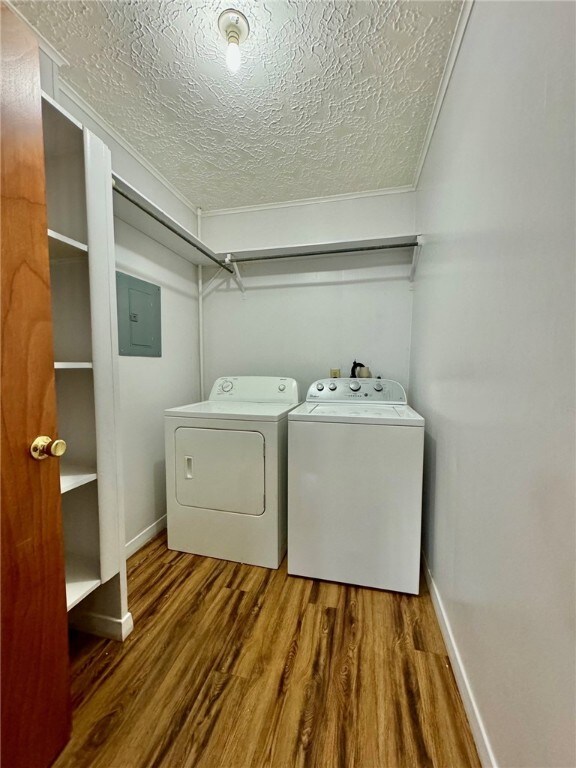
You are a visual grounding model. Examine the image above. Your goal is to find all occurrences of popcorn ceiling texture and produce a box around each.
[16,0,462,210]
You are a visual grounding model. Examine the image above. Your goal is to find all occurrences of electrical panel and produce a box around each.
[116,271,161,357]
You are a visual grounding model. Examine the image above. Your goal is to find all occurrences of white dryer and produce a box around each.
[165,376,299,569]
[288,378,424,594]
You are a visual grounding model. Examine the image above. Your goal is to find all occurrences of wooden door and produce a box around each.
[1,5,71,767]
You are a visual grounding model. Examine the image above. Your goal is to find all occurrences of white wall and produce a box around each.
[201,189,415,253]
[410,3,575,767]
[201,190,416,395]
[202,252,413,396]
[114,219,200,551]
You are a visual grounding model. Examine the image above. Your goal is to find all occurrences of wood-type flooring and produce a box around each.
[54,533,480,768]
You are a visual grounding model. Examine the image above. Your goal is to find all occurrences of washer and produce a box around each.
[288,378,424,594]
[165,376,299,569]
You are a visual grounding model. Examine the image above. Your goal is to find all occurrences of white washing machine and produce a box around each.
[288,378,424,594]
[165,376,299,569]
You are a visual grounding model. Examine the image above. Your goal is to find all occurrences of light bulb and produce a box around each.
[218,10,249,75]
[226,40,241,73]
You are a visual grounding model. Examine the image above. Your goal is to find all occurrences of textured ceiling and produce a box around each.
[15,0,462,210]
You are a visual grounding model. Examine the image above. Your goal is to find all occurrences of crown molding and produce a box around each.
[57,81,199,215]
[202,185,416,218]
[5,0,69,66]
[413,0,475,188]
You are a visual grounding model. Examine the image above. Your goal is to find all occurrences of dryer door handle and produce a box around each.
[185,456,194,479]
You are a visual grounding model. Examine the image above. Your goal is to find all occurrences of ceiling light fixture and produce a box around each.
[218,9,249,74]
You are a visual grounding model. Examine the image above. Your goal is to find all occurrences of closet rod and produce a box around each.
[229,240,419,264]
[112,179,233,274]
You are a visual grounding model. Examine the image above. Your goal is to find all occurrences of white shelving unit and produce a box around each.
[43,93,129,629]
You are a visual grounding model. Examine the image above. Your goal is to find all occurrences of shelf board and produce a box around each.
[65,553,101,611]
[112,173,418,273]
[113,174,219,268]
[48,229,88,260]
[226,235,419,264]
[54,362,93,369]
[60,463,98,494]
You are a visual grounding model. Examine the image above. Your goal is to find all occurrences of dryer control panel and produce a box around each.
[210,376,300,404]
[306,378,407,404]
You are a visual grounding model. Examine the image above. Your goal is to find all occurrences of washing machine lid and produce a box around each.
[165,401,297,422]
[288,402,424,426]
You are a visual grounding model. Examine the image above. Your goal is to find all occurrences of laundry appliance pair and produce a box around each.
[165,375,424,593]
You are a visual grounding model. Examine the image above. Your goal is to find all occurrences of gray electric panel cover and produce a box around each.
[116,271,161,357]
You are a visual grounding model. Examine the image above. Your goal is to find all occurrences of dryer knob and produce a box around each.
[278,384,286,392]
[221,380,233,392]
[316,383,324,391]
[349,381,361,391]
[328,383,337,391]
[373,382,383,392]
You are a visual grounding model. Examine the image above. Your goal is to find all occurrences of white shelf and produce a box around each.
[65,553,101,611]
[113,173,219,268]
[48,229,88,260]
[227,235,419,264]
[54,362,93,369]
[112,172,419,274]
[60,463,98,494]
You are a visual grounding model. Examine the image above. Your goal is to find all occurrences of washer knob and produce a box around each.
[221,380,233,392]
[349,381,361,391]
[278,384,286,392]
[373,382,383,392]
[328,383,337,391]
[316,383,324,391]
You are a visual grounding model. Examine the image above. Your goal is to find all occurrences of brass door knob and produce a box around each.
[30,435,67,460]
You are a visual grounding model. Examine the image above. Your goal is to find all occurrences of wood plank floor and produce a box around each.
[54,534,480,768]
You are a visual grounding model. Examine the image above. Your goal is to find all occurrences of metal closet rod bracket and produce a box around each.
[225,254,246,293]
[111,176,233,274]
[199,255,245,300]
[409,236,423,283]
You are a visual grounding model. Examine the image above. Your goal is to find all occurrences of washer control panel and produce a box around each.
[306,378,407,404]
[210,376,300,403]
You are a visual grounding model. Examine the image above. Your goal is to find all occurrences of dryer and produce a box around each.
[165,376,299,569]
[288,378,424,594]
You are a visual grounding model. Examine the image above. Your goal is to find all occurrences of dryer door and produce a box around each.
[175,427,265,515]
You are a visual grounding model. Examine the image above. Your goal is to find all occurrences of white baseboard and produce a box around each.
[125,515,167,558]
[70,610,134,641]
[423,555,498,768]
